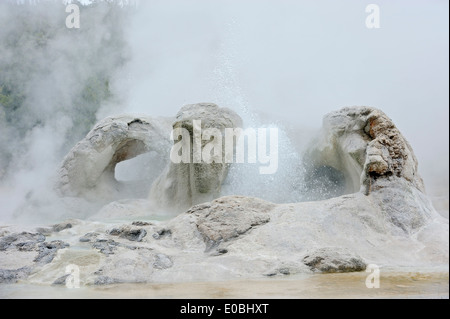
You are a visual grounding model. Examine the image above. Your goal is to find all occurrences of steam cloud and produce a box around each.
[0,0,448,222]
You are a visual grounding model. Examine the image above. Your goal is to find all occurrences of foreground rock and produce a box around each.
[3,191,446,285]
[0,231,69,283]
[302,247,366,273]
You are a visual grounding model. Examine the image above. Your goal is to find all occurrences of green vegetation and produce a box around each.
[0,2,130,177]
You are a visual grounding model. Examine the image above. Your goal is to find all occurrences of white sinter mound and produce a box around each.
[1,105,447,285]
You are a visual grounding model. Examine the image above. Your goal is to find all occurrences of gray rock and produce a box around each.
[34,240,70,264]
[108,229,121,236]
[94,276,116,285]
[52,222,72,232]
[35,227,53,236]
[209,248,228,256]
[152,228,172,240]
[153,253,173,269]
[0,232,45,251]
[108,226,147,242]
[79,232,99,243]
[302,247,367,273]
[0,266,32,284]
[263,268,291,277]
[132,221,153,226]
[187,196,272,250]
[52,274,70,286]
[91,239,118,255]
[278,268,291,275]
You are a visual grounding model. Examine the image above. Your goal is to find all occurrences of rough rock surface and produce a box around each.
[0,231,69,283]
[0,232,45,251]
[149,103,243,212]
[34,240,70,264]
[303,107,432,232]
[6,191,446,285]
[56,115,173,203]
[108,226,147,242]
[302,247,366,273]
[0,267,32,284]
[186,196,273,251]
[305,107,424,196]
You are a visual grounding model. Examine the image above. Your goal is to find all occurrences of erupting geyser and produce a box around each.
[1,105,447,286]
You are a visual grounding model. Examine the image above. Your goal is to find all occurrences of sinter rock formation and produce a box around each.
[56,103,242,212]
[56,115,173,202]
[2,106,447,285]
[149,103,243,212]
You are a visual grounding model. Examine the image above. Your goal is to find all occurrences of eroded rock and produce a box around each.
[91,239,118,256]
[303,106,432,232]
[149,103,243,212]
[108,226,147,242]
[79,232,99,243]
[56,115,172,203]
[0,232,45,251]
[302,247,367,273]
[0,266,32,284]
[187,196,273,250]
[304,106,424,198]
[34,240,70,264]
[153,253,173,269]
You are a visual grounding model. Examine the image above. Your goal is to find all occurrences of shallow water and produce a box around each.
[1,270,448,299]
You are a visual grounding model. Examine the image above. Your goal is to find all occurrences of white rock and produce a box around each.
[56,115,173,203]
[149,103,243,212]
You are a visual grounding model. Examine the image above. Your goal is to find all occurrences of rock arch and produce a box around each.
[56,115,173,202]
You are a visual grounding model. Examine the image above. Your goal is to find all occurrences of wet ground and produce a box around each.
[1,269,448,299]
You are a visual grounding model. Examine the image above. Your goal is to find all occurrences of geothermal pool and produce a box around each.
[1,269,447,299]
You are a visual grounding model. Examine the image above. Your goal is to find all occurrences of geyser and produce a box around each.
[2,106,447,286]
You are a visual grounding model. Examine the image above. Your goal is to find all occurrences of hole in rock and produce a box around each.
[114,151,166,198]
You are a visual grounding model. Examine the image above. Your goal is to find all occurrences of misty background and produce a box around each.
[0,0,448,220]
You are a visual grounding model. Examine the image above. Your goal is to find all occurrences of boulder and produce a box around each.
[186,196,273,251]
[108,226,147,242]
[0,231,69,283]
[302,247,366,273]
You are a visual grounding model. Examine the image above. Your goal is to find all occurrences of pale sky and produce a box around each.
[116,0,448,188]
